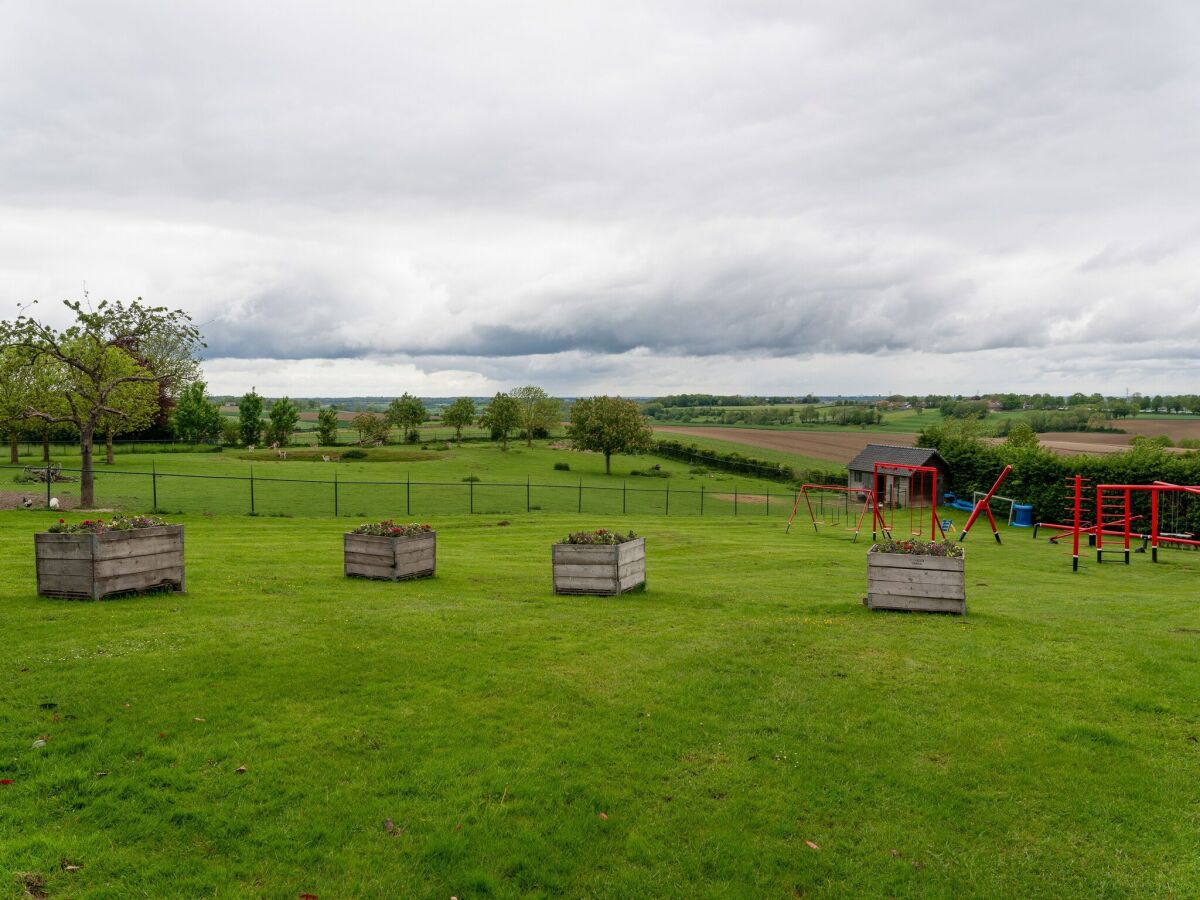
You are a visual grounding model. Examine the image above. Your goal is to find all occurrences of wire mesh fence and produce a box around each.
[1,465,794,519]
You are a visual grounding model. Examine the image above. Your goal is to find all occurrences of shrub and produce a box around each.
[463,475,481,482]
[350,521,432,537]
[48,514,168,534]
[554,462,571,471]
[341,448,368,460]
[874,537,963,558]
[560,529,638,545]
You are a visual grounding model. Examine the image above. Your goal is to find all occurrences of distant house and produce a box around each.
[846,444,950,507]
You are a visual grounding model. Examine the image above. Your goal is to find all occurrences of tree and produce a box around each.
[385,393,426,443]
[94,351,159,463]
[266,396,300,446]
[441,397,476,441]
[316,407,340,445]
[511,385,562,446]
[173,381,224,443]
[568,395,654,474]
[478,392,521,450]
[219,417,241,446]
[238,389,264,446]
[1004,420,1039,449]
[0,298,203,507]
[352,411,387,445]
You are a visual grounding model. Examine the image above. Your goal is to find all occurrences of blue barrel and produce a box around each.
[1012,503,1034,527]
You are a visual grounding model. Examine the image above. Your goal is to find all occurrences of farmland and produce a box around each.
[3,498,1200,897]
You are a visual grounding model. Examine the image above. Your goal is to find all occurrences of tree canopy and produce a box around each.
[568,396,655,474]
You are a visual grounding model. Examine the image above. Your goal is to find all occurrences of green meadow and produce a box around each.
[2,502,1199,898]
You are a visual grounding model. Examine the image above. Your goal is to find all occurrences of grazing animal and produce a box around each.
[48,497,60,510]
[21,497,33,508]
[247,445,255,451]
[322,455,331,462]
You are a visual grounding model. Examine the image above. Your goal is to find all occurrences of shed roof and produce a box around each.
[846,444,948,472]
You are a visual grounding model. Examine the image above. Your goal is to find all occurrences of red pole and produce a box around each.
[1072,474,1081,572]
[959,464,1012,542]
[1095,485,1103,563]
[1123,488,1131,564]
[1151,487,1160,563]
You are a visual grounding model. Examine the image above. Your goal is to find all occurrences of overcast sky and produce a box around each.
[2,1,1198,397]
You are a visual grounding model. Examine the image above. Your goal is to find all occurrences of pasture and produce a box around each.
[2,505,1199,897]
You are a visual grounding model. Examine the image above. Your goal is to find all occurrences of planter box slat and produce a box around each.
[35,525,185,600]
[95,551,185,579]
[344,532,436,581]
[553,538,645,596]
[866,546,965,615]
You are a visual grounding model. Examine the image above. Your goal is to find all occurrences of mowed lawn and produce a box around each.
[2,511,1199,898]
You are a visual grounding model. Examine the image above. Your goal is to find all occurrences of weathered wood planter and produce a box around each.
[344,531,436,581]
[553,538,646,596]
[35,525,185,600]
[866,546,965,614]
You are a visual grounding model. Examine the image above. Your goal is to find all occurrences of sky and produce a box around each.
[2,1,1198,398]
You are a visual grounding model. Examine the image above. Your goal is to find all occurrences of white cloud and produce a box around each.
[1,1,1198,394]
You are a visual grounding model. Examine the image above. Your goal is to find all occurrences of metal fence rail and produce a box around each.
[1,465,788,519]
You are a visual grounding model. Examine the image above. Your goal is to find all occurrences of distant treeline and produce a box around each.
[652,393,820,408]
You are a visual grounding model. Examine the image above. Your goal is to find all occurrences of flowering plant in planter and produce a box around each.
[47,514,168,534]
[559,529,639,545]
[349,521,433,537]
[874,536,963,558]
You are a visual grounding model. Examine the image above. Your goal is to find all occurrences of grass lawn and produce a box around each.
[2,508,1198,897]
[2,443,790,520]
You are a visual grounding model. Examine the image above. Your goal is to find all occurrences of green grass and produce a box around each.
[2,442,789,519]
[2,510,1198,897]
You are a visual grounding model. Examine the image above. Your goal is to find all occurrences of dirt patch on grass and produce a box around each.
[654,426,916,464]
[0,490,83,511]
[710,492,771,504]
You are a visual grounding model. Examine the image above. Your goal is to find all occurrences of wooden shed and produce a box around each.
[846,444,950,508]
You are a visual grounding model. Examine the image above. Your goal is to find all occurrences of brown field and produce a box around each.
[655,425,1197,464]
[654,426,916,463]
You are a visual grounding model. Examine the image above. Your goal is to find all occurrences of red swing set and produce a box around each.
[870,462,946,541]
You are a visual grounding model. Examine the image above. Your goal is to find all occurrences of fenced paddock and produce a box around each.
[2,465,795,519]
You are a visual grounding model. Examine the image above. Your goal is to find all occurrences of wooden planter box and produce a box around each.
[35,525,185,600]
[866,546,965,614]
[344,531,436,581]
[553,538,646,596]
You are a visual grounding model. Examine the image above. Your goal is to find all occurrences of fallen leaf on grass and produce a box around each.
[235,765,247,775]
[193,717,206,722]
[383,819,404,835]
[597,812,608,821]
[890,849,900,858]
[0,779,12,786]
[299,894,318,899]
[95,771,109,778]
[31,739,46,749]
[805,840,820,850]
[59,858,83,873]
[912,860,925,869]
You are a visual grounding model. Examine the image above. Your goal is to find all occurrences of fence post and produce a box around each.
[665,484,669,516]
[578,480,582,514]
[250,466,255,515]
[151,461,158,511]
[333,471,338,517]
[406,473,411,516]
[526,475,530,513]
[735,485,738,516]
[470,479,474,514]
[700,485,705,515]
[623,480,626,514]
[47,463,52,509]
[766,488,769,516]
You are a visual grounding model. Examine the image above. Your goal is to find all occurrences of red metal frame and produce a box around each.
[871,462,945,541]
[785,484,876,542]
[1039,476,1200,570]
[958,465,1012,544]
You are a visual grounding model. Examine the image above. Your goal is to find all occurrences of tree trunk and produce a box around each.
[80,428,95,508]
[42,431,50,462]
[605,451,612,474]
[8,434,17,464]
[105,429,115,464]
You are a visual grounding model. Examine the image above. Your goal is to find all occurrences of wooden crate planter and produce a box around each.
[553,538,646,596]
[35,525,185,600]
[866,546,965,614]
[344,531,436,581]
